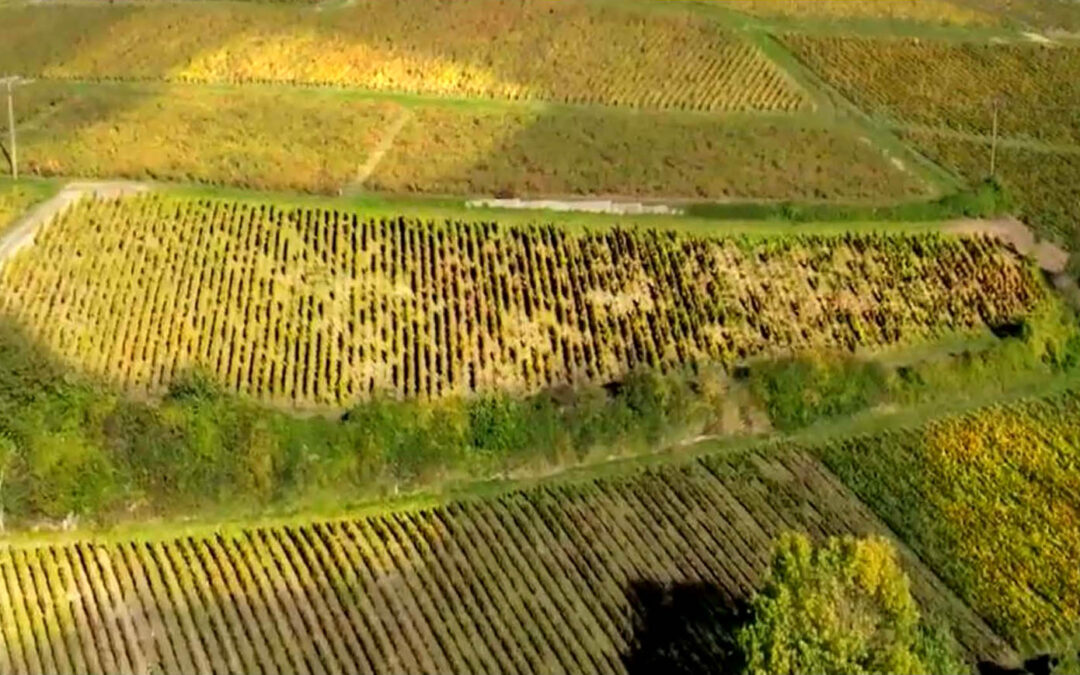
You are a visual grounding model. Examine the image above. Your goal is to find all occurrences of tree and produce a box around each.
[738,532,967,675]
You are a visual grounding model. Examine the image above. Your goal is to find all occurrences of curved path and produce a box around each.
[0,181,147,269]
[945,216,1080,307]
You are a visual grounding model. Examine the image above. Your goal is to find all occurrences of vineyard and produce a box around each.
[0,194,1045,407]
[711,0,994,25]
[901,131,1080,244]
[367,105,927,201]
[783,36,1080,145]
[950,0,1080,32]
[13,81,921,200]
[0,2,808,112]
[818,390,1080,648]
[0,450,1011,675]
[17,82,402,194]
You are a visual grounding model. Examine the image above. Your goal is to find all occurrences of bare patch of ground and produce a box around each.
[1022,31,1055,43]
[467,197,684,215]
[945,216,1080,307]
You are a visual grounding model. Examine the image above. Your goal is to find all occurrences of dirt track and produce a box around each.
[0,181,147,268]
[945,216,1080,306]
[945,216,1069,273]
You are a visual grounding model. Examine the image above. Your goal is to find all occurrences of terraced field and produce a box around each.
[784,36,1080,144]
[13,81,922,199]
[0,451,1011,675]
[0,194,1045,406]
[0,1,808,112]
[820,390,1080,648]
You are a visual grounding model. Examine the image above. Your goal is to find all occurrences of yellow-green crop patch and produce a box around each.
[367,105,928,201]
[784,35,1080,145]
[0,193,1046,408]
[819,391,1080,648]
[17,82,401,194]
[0,180,54,234]
[0,1,808,112]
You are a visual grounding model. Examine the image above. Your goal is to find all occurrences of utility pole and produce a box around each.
[1,76,32,180]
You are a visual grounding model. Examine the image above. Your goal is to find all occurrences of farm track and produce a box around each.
[346,108,415,194]
[945,217,1080,308]
[0,451,1015,674]
[0,181,146,269]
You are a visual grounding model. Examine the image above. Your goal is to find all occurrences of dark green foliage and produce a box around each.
[467,395,531,456]
[750,356,888,431]
[686,179,1011,223]
[748,301,1080,431]
[0,320,711,525]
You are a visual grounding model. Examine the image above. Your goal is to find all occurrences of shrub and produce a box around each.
[739,532,966,675]
[749,356,887,431]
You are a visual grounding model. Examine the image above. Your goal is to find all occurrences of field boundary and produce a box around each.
[893,123,1080,154]
[6,363,1077,550]
[757,31,962,198]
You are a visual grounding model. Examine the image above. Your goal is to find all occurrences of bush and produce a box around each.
[739,532,966,675]
[750,356,887,431]
[467,395,530,456]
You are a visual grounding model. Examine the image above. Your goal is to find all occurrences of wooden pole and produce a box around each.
[6,79,15,180]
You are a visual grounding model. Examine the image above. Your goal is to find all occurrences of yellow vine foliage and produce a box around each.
[0,1,808,112]
[19,83,402,194]
[920,401,1080,642]
[0,194,1044,408]
[784,36,1080,145]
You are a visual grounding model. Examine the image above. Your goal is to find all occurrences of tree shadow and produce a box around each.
[623,580,751,675]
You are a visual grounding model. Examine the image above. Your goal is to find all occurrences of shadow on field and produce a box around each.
[623,580,750,675]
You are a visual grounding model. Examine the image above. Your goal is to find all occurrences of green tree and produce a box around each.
[739,532,967,675]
